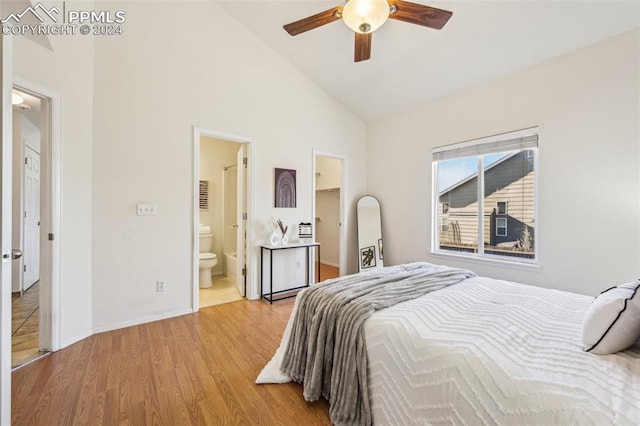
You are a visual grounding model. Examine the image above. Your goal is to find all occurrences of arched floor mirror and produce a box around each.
[356,195,383,272]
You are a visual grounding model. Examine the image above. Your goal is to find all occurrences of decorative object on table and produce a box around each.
[274,168,297,208]
[298,222,313,243]
[277,219,289,245]
[360,246,376,269]
[267,217,280,245]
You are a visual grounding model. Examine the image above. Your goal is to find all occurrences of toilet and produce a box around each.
[199,225,218,288]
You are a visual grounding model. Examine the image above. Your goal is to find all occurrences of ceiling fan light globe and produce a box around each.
[12,92,24,105]
[342,0,389,34]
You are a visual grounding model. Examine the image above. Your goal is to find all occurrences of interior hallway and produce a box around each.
[12,282,42,368]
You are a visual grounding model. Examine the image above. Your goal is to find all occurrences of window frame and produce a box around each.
[431,127,539,268]
[496,201,507,215]
[495,217,507,236]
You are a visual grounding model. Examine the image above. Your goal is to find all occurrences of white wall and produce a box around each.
[91,1,367,331]
[367,30,640,297]
[199,136,239,276]
[13,10,94,346]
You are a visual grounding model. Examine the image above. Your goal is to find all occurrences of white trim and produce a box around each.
[59,329,93,350]
[13,76,62,352]
[192,127,256,308]
[1,31,14,426]
[495,217,507,236]
[312,150,347,277]
[320,260,339,268]
[477,156,485,256]
[432,132,539,266]
[92,308,193,335]
[429,251,542,272]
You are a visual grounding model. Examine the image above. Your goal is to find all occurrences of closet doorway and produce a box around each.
[313,152,346,281]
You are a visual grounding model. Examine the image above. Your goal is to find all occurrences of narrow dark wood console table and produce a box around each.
[260,242,321,304]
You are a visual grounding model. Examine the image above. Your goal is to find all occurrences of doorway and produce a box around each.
[193,128,253,310]
[10,82,59,368]
[313,152,346,281]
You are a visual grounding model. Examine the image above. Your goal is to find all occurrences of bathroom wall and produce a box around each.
[199,136,241,276]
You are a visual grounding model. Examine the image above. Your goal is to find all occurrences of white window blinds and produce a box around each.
[433,128,539,161]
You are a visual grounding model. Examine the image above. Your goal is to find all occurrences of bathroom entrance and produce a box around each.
[196,133,249,309]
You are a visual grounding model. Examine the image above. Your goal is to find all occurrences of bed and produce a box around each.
[257,263,640,425]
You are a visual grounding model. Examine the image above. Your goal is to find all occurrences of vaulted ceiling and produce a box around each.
[218,1,640,122]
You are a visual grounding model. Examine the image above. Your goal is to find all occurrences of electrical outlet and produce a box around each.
[137,203,158,216]
[156,280,166,292]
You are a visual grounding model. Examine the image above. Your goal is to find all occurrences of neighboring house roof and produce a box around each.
[438,152,519,197]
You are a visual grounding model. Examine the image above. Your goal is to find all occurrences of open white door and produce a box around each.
[236,145,246,297]
[23,146,40,290]
[1,31,13,424]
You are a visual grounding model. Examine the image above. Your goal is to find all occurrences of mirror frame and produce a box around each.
[356,195,384,272]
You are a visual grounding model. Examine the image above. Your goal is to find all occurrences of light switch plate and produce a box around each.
[137,203,157,216]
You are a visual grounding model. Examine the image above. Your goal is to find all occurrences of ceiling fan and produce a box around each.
[283,0,453,62]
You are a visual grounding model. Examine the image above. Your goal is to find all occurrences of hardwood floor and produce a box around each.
[319,263,339,282]
[12,299,331,425]
[12,282,43,368]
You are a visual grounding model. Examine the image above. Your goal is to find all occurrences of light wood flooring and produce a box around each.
[12,282,43,368]
[199,275,243,309]
[319,263,339,282]
[12,298,331,425]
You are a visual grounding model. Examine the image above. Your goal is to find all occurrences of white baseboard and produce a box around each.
[59,329,93,350]
[320,260,339,268]
[92,308,193,335]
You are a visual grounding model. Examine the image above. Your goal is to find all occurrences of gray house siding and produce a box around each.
[439,151,534,254]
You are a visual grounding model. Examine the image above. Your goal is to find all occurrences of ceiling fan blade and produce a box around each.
[283,6,343,36]
[354,32,372,62]
[388,0,452,30]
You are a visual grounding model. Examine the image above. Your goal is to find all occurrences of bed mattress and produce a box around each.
[364,277,640,424]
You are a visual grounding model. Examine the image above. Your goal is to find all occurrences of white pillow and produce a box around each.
[582,280,640,355]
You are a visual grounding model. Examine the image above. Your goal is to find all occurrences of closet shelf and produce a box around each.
[316,187,340,193]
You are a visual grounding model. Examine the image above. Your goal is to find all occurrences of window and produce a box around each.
[496,201,507,215]
[433,128,538,263]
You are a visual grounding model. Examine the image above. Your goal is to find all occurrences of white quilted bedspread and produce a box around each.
[364,277,640,425]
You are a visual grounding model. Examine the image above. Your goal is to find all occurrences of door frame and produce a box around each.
[12,76,62,353]
[22,145,41,291]
[312,150,347,276]
[1,30,13,425]
[192,127,255,310]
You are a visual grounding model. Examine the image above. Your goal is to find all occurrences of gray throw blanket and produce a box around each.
[280,262,476,425]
